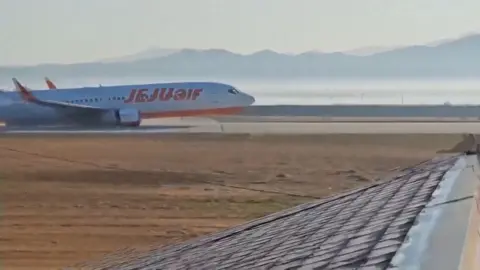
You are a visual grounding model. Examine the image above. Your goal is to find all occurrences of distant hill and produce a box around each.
[100,48,179,63]
[342,46,404,56]
[2,34,480,79]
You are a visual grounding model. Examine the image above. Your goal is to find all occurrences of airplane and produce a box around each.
[0,78,255,128]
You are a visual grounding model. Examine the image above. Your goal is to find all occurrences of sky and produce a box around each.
[1,0,480,66]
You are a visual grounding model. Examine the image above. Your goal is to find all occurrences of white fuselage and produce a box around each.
[0,81,255,127]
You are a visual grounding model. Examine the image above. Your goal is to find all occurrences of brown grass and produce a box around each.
[0,133,462,269]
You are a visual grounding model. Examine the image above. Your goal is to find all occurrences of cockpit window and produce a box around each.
[228,88,240,95]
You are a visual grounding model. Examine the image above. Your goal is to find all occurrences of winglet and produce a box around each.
[12,78,36,102]
[45,77,57,89]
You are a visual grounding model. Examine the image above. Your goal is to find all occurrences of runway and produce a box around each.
[2,117,480,134]
[201,122,480,134]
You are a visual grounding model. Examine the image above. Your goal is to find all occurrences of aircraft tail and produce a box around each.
[45,77,57,89]
[12,78,36,102]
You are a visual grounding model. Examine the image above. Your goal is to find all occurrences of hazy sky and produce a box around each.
[1,0,479,66]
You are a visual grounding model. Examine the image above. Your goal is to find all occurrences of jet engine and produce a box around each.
[101,108,142,127]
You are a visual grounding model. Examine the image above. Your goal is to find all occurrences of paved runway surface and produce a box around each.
[200,122,480,134]
[2,117,480,134]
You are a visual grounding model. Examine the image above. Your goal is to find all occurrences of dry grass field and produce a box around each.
[0,133,465,269]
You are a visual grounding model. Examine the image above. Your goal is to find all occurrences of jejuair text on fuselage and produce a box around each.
[124,88,203,103]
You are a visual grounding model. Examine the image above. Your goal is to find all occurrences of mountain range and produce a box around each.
[2,33,480,80]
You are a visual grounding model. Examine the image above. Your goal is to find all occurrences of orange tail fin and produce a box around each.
[45,77,57,89]
[12,78,37,102]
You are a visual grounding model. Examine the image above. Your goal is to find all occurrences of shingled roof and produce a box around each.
[72,155,461,270]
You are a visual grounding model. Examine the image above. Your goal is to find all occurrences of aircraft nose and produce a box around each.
[245,94,255,105]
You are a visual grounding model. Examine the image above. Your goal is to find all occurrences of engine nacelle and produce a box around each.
[102,108,141,127]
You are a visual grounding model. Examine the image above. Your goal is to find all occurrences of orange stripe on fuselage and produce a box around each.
[140,106,244,119]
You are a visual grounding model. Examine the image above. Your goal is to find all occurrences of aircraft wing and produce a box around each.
[12,78,107,115]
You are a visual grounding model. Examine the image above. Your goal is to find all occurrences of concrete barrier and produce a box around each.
[458,154,480,270]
